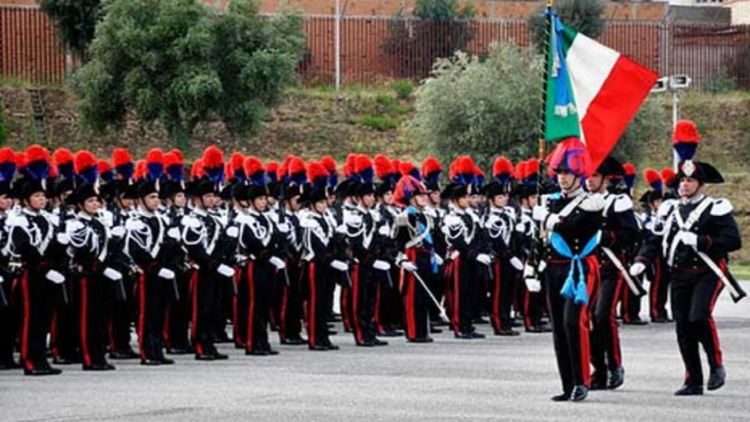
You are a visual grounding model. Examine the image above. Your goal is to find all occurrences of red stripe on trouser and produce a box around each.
[610,274,623,367]
[190,271,202,356]
[523,287,532,328]
[578,256,599,387]
[80,278,92,367]
[621,281,630,322]
[20,272,33,371]
[650,258,661,318]
[245,262,256,351]
[491,260,501,330]
[352,264,363,343]
[404,248,417,340]
[452,258,460,334]
[280,284,288,341]
[137,274,146,361]
[341,287,351,331]
[709,261,727,366]
[308,263,316,348]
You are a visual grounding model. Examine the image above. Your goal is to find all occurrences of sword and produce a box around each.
[601,246,647,297]
[282,267,291,287]
[385,271,394,289]
[0,283,7,308]
[409,269,449,323]
[693,247,746,303]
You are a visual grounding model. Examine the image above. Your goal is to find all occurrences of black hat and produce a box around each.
[335,178,355,199]
[0,181,12,197]
[595,156,625,177]
[191,178,218,198]
[638,190,663,205]
[122,181,140,200]
[676,160,723,184]
[375,182,394,197]
[483,181,510,198]
[305,185,328,205]
[281,183,303,202]
[160,180,185,200]
[354,182,375,197]
[247,184,269,201]
[71,182,102,204]
[230,182,249,202]
[49,177,74,198]
[137,180,159,198]
[440,182,472,200]
[15,177,47,200]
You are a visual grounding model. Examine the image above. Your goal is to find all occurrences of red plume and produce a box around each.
[230,152,245,171]
[661,168,676,184]
[191,159,205,179]
[98,160,112,175]
[164,151,183,169]
[354,154,372,174]
[374,154,393,180]
[514,161,527,180]
[0,147,15,164]
[307,161,329,181]
[644,168,661,186]
[16,152,27,168]
[399,161,417,177]
[492,156,513,177]
[53,148,73,165]
[169,149,184,163]
[320,155,337,173]
[455,156,475,175]
[243,156,264,178]
[673,120,700,143]
[623,162,636,176]
[344,153,357,177]
[146,148,164,165]
[112,148,132,168]
[202,145,224,169]
[74,150,97,173]
[266,160,279,175]
[135,160,147,180]
[288,156,306,176]
[26,145,50,164]
[421,156,442,176]
[525,158,539,179]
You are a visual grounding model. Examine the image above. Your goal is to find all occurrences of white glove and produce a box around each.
[544,214,561,231]
[629,262,646,277]
[476,253,492,266]
[524,277,542,293]
[681,232,698,247]
[509,257,524,271]
[269,256,287,270]
[532,205,548,222]
[330,260,349,272]
[56,232,70,245]
[217,264,235,278]
[378,225,390,237]
[111,226,126,238]
[434,255,444,266]
[157,268,176,280]
[276,222,290,233]
[103,267,123,282]
[400,261,418,273]
[537,260,547,273]
[226,226,239,239]
[126,219,145,231]
[46,270,65,284]
[167,227,181,241]
[0,275,5,284]
[373,259,391,271]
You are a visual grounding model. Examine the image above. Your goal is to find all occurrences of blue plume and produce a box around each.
[101,170,115,184]
[147,163,163,182]
[206,167,224,185]
[425,171,441,186]
[328,173,338,187]
[168,164,184,182]
[290,171,307,186]
[26,160,50,181]
[266,171,278,184]
[78,166,99,186]
[313,175,328,189]
[249,170,265,186]
[58,162,74,180]
[494,174,510,185]
[674,143,697,162]
[116,163,134,181]
[0,162,16,182]
[358,167,374,184]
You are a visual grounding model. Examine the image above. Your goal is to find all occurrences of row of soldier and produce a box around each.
[0,120,741,403]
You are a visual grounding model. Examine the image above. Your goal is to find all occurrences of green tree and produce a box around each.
[528,0,605,53]
[382,0,475,80]
[72,0,304,148]
[39,0,102,59]
[407,45,544,169]
[0,102,9,145]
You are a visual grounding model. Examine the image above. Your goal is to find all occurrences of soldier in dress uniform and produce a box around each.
[638,168,671,323]
[585,156,640,391]
[421,157,448,332]
[0,147,20,370]
[630,120,742,395]
[537,138,604,402]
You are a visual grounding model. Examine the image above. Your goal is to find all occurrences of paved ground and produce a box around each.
[2,292,749,422]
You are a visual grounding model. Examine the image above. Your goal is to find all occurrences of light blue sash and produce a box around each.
[550,231,601,305]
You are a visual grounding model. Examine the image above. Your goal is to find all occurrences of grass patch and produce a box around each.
[732,263,750,281]
[359,115,399,131]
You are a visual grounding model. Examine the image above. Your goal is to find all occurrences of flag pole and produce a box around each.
[538,0,554,192]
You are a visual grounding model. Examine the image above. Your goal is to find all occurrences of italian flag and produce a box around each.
[545,14,658,169]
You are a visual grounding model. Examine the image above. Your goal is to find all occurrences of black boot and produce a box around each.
[607,367,625,390]
[589,372,607,390]
[674,384,703,396]
[707,366,726,391]
[570,385,588,402]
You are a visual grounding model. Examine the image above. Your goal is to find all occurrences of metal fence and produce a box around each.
[2,6,749,89]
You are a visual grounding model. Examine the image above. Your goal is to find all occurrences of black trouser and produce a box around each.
[244,261,274,352]
[50,280,79,361]
[591,264,623,374]
[545,259,597,392]
[305,261,332,348]
[108,275,136,353]
[165,270,191,350]
[671,268,724,387]
[448,257,477,334]
[0,275,19,365]
[278,261,303,342]
[19,270,55,371]
[490,258,516,333]
[428,265,445,325]
[79,275,109,367]
[521,274,546,328]
[402,249,431,340]
[191,269,221,356]
[137,273,168,362]
[375,266,402,333]
[352,262,377,343]
[213,275,233,341]
[649,256,671,321]
[621,279,642,322]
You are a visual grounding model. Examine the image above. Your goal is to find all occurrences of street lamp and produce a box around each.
[651,74,691,170]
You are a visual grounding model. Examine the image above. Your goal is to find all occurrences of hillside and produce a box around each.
[1,84,749,262]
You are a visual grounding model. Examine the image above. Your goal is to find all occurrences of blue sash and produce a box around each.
[550,231,600,305]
